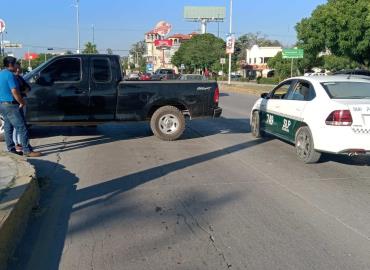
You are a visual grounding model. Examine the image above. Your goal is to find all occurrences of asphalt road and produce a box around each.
[7,91,370,270]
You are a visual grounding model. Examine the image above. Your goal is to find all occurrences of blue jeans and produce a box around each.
[0,103,32,154]
[12,107,25,146]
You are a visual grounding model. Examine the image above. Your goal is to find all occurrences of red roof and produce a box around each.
[168,33,194,40]
[145,30,158,35]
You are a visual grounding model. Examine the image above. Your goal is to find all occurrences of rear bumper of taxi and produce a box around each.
[314,126,370,154]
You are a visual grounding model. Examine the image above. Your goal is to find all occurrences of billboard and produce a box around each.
[154,39,173,48]
[184,6,226,21]
[153,21,172,36]
[24,52,39,60]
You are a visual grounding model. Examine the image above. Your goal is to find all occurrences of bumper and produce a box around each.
[213,107,222,118]
[314,126,370,154]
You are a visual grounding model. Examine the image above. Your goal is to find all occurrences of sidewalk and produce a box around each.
[0,152,39,270]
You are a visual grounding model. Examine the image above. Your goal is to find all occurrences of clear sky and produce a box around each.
[1,0,327,57]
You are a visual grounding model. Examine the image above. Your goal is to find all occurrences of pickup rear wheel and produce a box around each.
[150,106,185,141]
[0,115,4,142]
[295,126,321,164]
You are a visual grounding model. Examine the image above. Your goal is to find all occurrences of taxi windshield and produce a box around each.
[321,81,370,99]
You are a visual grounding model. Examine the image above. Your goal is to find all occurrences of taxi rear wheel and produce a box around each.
[295,126,321,164]
[251,111,264,138]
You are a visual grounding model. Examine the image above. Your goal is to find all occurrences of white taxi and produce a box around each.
[250,76,370,163]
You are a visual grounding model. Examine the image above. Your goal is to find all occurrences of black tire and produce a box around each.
[251,111,264,138]
[0,115,4,142]
[150,106,185,141]
[295,126,321,164]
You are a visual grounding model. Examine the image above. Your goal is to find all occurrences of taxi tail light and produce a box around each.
[214,87,220,104]
[325,110,352,126]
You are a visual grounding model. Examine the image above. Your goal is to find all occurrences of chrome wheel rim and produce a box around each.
[159,114,179,135]
[296,132,311,159]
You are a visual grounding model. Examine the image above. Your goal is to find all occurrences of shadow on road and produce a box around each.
[31,118,252,155]
[9,138,265,270]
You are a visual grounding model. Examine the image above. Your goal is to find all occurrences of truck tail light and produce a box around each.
[325,110,352,126]
[214,87,220,104]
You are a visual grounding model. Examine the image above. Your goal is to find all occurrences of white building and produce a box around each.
[245,45,282,77]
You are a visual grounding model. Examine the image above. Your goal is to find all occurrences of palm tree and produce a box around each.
[82,42,98,54]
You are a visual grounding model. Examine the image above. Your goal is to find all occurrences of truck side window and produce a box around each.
[41,58,81,83]
[92,58,112,82]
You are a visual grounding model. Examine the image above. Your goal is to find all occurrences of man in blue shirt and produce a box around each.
[0,56,41,157]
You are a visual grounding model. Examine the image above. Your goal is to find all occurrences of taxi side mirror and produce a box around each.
[261,92,269,99]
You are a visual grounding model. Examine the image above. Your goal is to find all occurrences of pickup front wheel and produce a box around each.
[150,106,185,141]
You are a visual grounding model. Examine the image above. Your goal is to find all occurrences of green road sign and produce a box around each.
[282,49,304,59]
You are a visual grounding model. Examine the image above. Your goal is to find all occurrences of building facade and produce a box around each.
[144,31,196,72]
[244,45,282,78]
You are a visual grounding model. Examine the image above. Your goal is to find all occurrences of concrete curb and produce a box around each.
[0,153,39,270]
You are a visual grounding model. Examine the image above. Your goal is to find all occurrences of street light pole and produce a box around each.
[92,24,95,45]
[76,0,80,53]
[228,0,233,85]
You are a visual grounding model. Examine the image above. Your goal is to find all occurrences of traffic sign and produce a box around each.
[4,43,22,48]
[282,49,304,59]
[180,64,185,70]
[220,58,226,64]
[0,19,5,33]
[226,35,235,54]
[146,63,154,72]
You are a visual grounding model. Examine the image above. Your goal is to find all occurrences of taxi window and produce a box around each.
[270,81,293,99]
[287,81,316,101]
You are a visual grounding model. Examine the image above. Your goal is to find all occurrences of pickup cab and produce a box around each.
[0,54,222,141]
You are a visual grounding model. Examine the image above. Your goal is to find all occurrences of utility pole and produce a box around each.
[228,0,233,85]
[76,0,80,53]
[92,24,95,45]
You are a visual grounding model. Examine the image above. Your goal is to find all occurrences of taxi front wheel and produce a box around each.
[295,126,321,164]
[251,111,264,138]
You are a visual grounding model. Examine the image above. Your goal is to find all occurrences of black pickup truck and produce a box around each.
[0,54,221,141]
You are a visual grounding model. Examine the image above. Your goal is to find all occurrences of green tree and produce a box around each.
[83,42,98,54]
[172,33,226,73]
[234,32,282,62]
[296,0,370,68]
[129,40,146,72]
[267,52,300,80]
[322,55,359,71]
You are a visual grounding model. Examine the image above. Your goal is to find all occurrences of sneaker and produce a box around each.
[15,144,23,153]
[24,151,42,158]
[10,149,23,156]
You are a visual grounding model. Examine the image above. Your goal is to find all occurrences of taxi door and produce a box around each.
[260,79,296,136]
[275,80,316,142]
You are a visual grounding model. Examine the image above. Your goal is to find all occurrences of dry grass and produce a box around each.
[218,82,273,96]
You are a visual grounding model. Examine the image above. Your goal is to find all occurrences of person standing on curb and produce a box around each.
[12,62,31,153]
[0,56,41,157]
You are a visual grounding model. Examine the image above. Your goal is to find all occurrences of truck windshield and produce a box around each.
[321,81,370,99]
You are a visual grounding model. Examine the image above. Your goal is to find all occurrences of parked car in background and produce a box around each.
[178,74,207,81]
[140,73,152,81]
[151,69,178,81]
[250,76,370,163]
[128,71,140,81]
